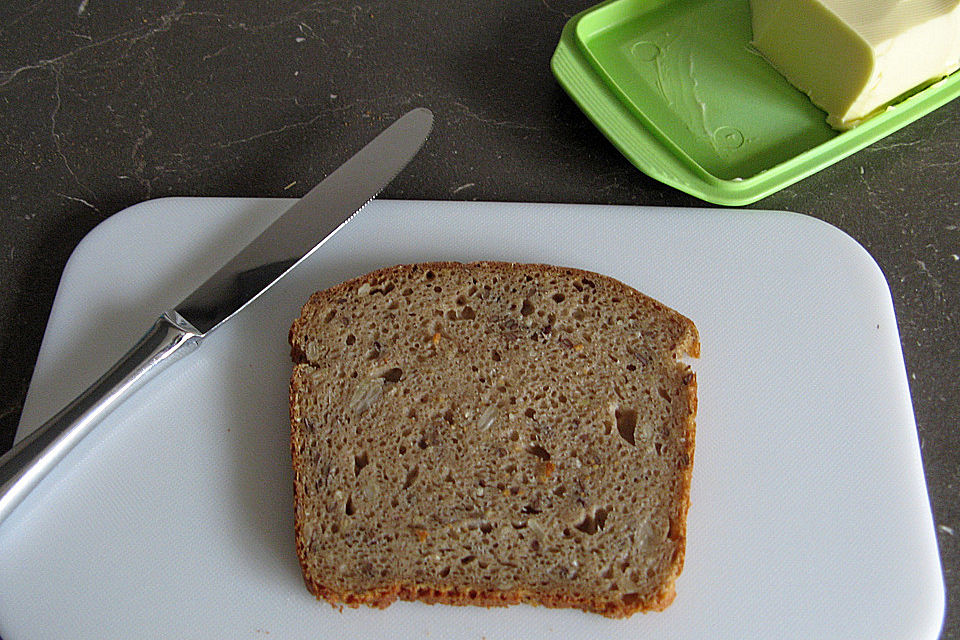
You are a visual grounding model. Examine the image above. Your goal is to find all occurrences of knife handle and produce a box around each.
[0,310,202,526]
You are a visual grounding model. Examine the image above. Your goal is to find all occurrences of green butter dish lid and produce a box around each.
[551,0,960,206]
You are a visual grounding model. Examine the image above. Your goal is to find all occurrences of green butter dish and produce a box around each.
[551,0,960,206]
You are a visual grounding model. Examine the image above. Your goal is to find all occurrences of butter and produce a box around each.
[750,0,960,129]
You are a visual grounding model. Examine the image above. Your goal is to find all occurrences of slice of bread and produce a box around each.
[288,261,699,618]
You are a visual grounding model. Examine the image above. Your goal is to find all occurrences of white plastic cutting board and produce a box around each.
[0,199,944,639]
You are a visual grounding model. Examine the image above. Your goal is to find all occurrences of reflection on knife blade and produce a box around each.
[177,258,298,331]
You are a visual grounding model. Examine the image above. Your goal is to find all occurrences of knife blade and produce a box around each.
[0,107,434,525]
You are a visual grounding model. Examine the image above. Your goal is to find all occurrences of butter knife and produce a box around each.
[0,107,434,525]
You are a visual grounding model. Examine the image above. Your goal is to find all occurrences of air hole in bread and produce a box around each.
[491,350,501,362]
[403,465,420,489]
[380,367,403,383]
[615,407,638,446]
[595,507,610,530]
[346,334,356,345]
[572,309,586,321]
[323,310,336,323]
[524,408,536,419]
[461,555,476,565]
[524,443,551,461]
[520,299,534,316]
[439,565,451,578]
[657,386,671,402]
[479,522,493,534]
[574,512,598,535]
[460,306,476,320]
[344,494,355,516]
[353,452,369,476]
[552,293,565,303]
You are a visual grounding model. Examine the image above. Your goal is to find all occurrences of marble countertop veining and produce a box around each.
[0,1,957,638]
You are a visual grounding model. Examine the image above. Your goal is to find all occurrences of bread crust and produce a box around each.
[298,573,677,618]
[289,261,699,619]
[290,261,699,360]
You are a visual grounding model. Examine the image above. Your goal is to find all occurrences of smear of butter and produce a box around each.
[750,0,960,129]
[633,36,714,140]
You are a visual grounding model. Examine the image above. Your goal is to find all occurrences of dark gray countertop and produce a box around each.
[0,1,956,637]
